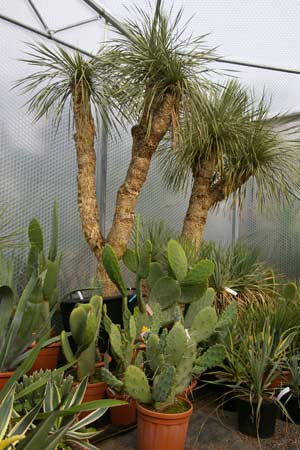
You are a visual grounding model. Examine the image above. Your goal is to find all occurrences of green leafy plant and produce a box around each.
[199,241,276,310]
[212,319,297,427]
[0,273,52,372]
[61,296,103,381]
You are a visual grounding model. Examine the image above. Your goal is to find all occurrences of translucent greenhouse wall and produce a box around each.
[1,0,300,292]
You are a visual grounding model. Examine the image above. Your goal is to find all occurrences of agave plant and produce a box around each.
[0,377,125,450]
[16,0,215,294]
[158,79,300,249]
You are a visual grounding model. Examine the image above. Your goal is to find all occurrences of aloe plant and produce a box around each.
[0,378,125,450]
[0,272,52,372]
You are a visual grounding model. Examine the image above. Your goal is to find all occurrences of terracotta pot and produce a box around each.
[107,387,137,426]
[266,370,291,389]
[137,397,193,450]
[76,358,111,419]
[0,371,14,390]
[28,342,61,374]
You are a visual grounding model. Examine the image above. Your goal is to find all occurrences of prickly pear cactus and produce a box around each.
[147,239,215,325]
[61,295,103,381]
[124,365,151,404]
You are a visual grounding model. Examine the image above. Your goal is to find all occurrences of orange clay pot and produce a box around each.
[137,397,193,450]
[0,371,14,390]
[107,387,137,426]
[270,370,292,389]
[28,342,61,374]
[76,358,111,418]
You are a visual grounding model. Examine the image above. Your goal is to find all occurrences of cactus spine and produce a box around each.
[61,295,103,381]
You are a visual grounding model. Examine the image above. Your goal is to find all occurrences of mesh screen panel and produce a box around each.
[239,121,300,279]
[0,20,97,294]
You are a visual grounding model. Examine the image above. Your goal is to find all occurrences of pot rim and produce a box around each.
[0,370,15,378]
[137,397,193,420]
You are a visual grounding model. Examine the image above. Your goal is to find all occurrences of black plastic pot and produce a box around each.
[60,289,137,353]
[281,394,300,424]
[237,398,277,439]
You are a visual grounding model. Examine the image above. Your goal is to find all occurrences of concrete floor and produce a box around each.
[98,391,300,450]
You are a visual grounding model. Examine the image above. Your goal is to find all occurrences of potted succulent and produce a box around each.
[61,295,110,404]
[0,268,52,389]
[213,320,296,439]
[99,241,154,425]
[116,312,227,450]
[26,201,62,372]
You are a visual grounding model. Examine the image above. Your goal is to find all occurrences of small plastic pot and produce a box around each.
[237,397,277,439]
[137,397,193,450]
[106,387,137,426]
[281,394,300,424]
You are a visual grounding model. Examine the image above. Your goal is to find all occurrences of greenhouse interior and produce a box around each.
[1,0,300,449]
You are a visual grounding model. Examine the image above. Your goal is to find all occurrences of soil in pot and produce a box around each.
[28,341,61,374]
[137,397,193,450]
[0,371,14,390]
[107,387,137,426]
[237,397,277,439]
[281,394,300,424]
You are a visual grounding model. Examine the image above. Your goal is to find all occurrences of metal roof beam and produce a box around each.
[0,13,93,57]
[27,0,50,34]
[53,15,100,34]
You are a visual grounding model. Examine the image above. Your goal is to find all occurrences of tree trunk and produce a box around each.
[72,83,104,264]
[181,160,215,249]
[107,92,175,259]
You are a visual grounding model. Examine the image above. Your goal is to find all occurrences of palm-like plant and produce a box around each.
[158,80,300,249]
[16,1,214,294]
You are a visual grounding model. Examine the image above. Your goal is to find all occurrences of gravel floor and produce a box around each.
[98,390,300,450]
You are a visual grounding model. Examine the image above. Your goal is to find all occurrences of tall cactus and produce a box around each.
[61,295,103,380]
[27,201,61,331]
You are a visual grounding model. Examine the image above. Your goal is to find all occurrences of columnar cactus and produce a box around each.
[61,295,103,381]
[27,200,61,330]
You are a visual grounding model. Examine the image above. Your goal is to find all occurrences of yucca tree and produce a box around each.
[159,80,300,249]
[16,1,214,294]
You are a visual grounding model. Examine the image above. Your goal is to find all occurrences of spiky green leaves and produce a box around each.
[193,344,226,376]
[283,282,298,302]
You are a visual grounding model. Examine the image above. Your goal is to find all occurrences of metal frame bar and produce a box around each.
[52,15,99,34]
[0,14,94,57]
[27,0,50,34]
